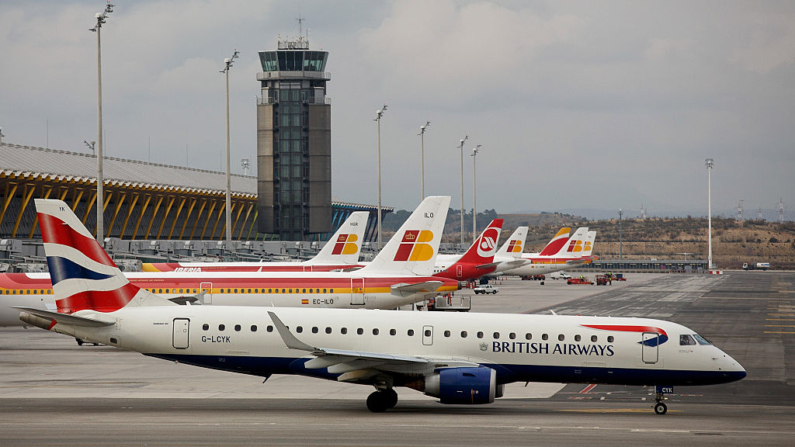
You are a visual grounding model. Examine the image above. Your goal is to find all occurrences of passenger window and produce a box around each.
[341,328,348,334]
[575,335,581,342]
[323,289,327,293]
[267,325,273,332]
[461,331,468,338]
[407,329,414,336]
[558,334,565,341]
[312,327,318,333]
[390,329,396,336]
[525,333,532,340]
[325,327,332,334]
[444,330,451,337]
[493,332,500,339]
[202,324,209,331]
[219,324,225,331]
[591,335,597,342]
[235,325,241,332]
[607,336,614,343]
[542,334,548,341]
[302,289,306,293]
[269,289,273,293]
[251,325,257,332]
[373,328,380,335]
[357,328,363,335]
[477,331,484,339]
[248,289,252,293]
[509,333,516,340]
[680,334,696,346]
[424,329,431,337]
[296,326,303,333]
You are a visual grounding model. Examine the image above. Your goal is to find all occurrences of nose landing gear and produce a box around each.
[654,392,668,415]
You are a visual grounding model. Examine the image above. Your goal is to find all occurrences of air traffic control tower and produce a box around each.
[256,33,331,240]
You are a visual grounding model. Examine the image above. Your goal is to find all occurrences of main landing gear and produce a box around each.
[654,392,668,415]
[366,388,398,413]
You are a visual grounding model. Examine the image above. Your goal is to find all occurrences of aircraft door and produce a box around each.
[351,278,365,305]
[422,325,434,346]
[303,265,313,272]
[173,318,190,349]
[200,282,212,304]
[456,265,463,278]
[642,332,659,364]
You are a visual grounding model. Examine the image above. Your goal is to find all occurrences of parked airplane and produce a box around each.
[0,197,458,326]
[488,226,530,275]
[432,219,503,280]
[502,227,597,277]
[141,212,369,273]
[16,198,746,414]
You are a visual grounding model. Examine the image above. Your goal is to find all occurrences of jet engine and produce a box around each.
[424,367,498,404]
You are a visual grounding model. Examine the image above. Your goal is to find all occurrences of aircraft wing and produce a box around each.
[501,259,529,269]
[268,311,478,379]
[475,262,499,270]
[14,307,116,327]
[390,281,444,297]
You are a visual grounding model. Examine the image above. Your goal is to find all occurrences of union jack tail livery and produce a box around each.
[36,199,172,314]
[360,196,450,276]
[538,227,570,256]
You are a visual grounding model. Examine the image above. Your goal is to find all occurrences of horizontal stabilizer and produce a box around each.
[390,281,444,297]
[15,306,115,327]
[475,262,499,270]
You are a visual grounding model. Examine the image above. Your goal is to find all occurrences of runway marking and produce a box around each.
[579,384,597,394]
[767,313,795,317]
[558,409,680,414]
[766,318,795,321]
[764,331,795,334]
[765,325,795,328]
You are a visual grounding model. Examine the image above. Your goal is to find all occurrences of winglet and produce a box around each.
[268,311,316,352]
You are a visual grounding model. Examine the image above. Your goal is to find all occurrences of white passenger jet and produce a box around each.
[502,227,597,277]
[15,199,745,414]
[141,212,370,272]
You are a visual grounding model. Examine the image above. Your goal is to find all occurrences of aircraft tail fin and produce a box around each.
[454,219,503,266]
[496,226,528,258]
[560,227,590,256]
[358,196,450,276]
[583,230,597,257]
[306,211,369,265]
[35,199,174,314]
[538,227,570,256]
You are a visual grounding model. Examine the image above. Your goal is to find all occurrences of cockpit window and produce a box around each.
[679,334,697,346]
[693,334,712,345]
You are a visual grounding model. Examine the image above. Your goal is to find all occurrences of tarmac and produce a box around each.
[1,271,793,446]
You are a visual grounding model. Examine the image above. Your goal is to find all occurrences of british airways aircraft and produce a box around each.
[16,199,745,414]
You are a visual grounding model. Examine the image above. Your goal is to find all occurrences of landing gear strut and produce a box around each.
[366,388,398,413]
[654,392,668,415]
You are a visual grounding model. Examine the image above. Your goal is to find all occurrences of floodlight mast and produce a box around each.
[706,158,714,269]
[418,121,430,200]
[221,49,240,245]
[471,144,482,243]
[89,1,114,246]
[458,135,468,248]
[375,105,388,250]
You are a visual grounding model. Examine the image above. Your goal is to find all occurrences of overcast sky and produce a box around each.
[1,0,793,217]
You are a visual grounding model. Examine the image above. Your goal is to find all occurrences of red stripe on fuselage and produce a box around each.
[581,324,668,337]
[38,213,117,268]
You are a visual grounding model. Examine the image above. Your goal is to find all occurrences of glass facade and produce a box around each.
[259,51,328,72]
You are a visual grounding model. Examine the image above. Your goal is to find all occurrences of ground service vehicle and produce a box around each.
[567,276,594,285]
[474,284,499,294]
[743,262,770,271]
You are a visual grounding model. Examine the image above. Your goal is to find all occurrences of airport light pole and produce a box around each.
[221,49,239,245]
[458,135,468,248]
[418,121,430,200]
[471,144,482,243]
[706,158,714,269]
[375,105,387,250]
[618,209,623,261]
[89,2,114,245]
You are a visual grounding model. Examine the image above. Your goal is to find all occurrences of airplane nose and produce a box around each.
[714,351,746,382]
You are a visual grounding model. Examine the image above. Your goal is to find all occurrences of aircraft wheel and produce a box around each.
[383,388,398,409]
[366,391,390,412]
[76,338,84,346]
[654,402,667,415]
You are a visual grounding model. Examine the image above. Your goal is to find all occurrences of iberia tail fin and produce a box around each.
[496,226,528,259]
[358,196,450,276]
[538,227,570,256]
[306,211,369,265]
[560,227,589,256]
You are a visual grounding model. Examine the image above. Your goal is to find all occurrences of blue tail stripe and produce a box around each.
[46,256,114,285]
